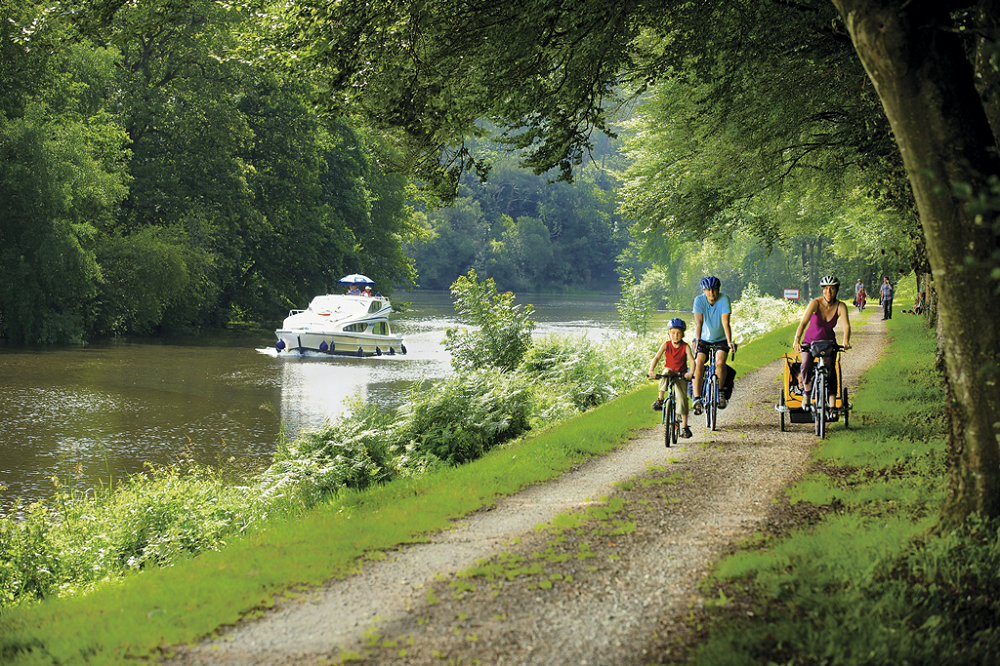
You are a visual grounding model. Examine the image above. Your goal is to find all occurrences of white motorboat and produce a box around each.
[274,293,407,357]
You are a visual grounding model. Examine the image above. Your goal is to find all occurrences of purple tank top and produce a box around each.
[803,307,839,344]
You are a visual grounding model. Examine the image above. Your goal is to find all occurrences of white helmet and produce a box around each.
[819,275,840,288]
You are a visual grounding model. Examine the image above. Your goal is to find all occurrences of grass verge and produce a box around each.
[0,323,795,665]
[681,312,1000,665]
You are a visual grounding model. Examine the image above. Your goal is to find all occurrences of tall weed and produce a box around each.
[263,396,400,506]
[0,466,273,606]
[395,369,532,465]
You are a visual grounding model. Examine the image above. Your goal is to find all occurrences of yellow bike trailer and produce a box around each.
[775,351,846,431]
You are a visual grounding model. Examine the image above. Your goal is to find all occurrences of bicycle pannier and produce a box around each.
[809,340,838,357]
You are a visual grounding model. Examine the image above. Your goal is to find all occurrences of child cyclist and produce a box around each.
[648,318,696,439]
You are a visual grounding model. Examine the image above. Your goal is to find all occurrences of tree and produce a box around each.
[616,268,652,336]
[444,270,536,372]
[0,3,129,343]
[84,0,417,328]
[830,1,1000,524]
[291,0,1000,525]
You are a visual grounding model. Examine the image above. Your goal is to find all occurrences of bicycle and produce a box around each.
[803,340,850,439]
[653,370,684,447]
[691,341,735,431]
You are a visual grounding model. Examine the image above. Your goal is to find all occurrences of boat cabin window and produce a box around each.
[372,322,388,336]
[367,301,381,314]
[344,323,367,332]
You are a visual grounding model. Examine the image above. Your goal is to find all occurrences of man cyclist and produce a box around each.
[691,276,736,415]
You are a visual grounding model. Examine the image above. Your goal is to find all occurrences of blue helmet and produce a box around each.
[668,318,686,330]
[700,275,721,290]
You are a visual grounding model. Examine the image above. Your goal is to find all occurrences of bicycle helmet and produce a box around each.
[668,317,687,331]
[700,275,721,290]
[819,275,840,288]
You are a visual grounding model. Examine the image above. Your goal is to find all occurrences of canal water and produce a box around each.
[0,291,622,508]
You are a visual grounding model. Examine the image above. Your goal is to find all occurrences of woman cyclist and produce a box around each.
[792,275,852,412]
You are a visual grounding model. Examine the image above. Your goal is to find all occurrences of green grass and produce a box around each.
[688,312,1000,665]
[0,323,797,665]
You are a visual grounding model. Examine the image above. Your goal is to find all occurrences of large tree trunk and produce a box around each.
[832,0,1000,525]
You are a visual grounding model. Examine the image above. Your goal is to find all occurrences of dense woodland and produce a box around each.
[0,0,422,344]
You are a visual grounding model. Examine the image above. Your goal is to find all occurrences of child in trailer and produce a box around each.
[648,318,697,439]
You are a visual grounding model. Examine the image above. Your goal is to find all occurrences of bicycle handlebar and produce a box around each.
[800,341,849,358]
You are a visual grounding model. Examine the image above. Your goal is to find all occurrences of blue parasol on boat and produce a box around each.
[337,273,375,286]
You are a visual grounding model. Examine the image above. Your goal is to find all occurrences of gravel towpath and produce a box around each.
[173,312,885,666]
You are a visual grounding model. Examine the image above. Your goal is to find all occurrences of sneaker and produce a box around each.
[802,393,812,409]
[680,426,693,439]
[693,398,704,415]
[718,396,728,409]
[651,399,664,411]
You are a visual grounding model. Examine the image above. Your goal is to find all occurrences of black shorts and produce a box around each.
[696,339,730,357]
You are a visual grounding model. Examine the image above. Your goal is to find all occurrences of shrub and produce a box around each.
[395,370,531,466]
[730,282,802,343]
[616,268,653,336]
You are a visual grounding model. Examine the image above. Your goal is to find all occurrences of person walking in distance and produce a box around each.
[880,276,894,320]
[691,276,736,415]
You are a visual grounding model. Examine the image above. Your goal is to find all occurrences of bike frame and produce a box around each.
[656,372,681,447]
[805,342,844,439]
[693,342,727,431]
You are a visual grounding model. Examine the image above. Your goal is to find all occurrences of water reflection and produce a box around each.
[0,291,621,508]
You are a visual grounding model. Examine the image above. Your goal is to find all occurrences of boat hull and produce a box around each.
[275,329,407,357]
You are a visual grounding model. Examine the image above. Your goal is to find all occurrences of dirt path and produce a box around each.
[173,311,885,666]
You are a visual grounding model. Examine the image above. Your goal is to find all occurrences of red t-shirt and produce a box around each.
[662,341,689,373]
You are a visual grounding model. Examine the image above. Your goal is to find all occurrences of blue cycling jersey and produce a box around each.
[693,293,732,342]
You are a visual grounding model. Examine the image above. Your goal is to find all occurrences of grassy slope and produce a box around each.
[686,284,1000,665]
[0,322,798,665]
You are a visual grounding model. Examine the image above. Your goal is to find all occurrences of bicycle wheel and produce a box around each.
[812,371,821,437]
[842,386,850,429]
[816,371,828,439]
[663,399,671,448]
[708,375,719,431]
[778,391,786,432]
[668,399,678,446]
